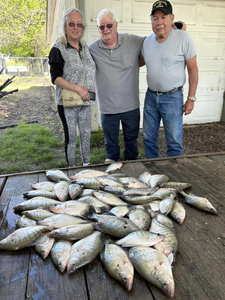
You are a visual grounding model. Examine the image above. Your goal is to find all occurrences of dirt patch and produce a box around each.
[0,79,225,158]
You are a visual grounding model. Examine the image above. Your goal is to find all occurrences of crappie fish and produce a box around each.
[150,218,178,261]
[91,214,139,238]
[145,201,161,212]
[54,181,69,202]
[37,214,90,229]
[109,205,130,217]
[79,189,95,197]
[139,171,152,185]
[169,201,186,225]
[0,225,50,251]
[13,197,60,211]
[75,177,102,189]
[123,187,159,197]
[96,176,124,187]
[51,240,72,272]
[15,216,37,228]
[119,177,150,188]
[101,185,126,196]
[116,231,165,247]
[129,246,175,297]
[46,169,70,183]
[48,223,95,241]
[34,232,55,259]
[105,162,123,173]
[70,169,107,180]
[123,195,159,205]
[150,174,169,188]
[23,189,57,199]
[159,194,176,215]
[31,181,56,191]
[150,211,176,232]
[68,183,83,199]
[164,182,192,189]
[22,208,55,220]
[78,196,111,213]
[67,231,103,274]
[49,201,95,218]
[178,189,218,215]
[152,188,177,198]
[93,190,128,206]
[128,207,151,230]
[100,242,134,291]
[107,173,126,178]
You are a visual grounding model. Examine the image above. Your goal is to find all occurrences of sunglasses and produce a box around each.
[67,22,84,29]
[98,23,114,31]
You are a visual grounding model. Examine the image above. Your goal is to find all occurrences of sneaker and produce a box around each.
[83,162,90,166]
[104,159,115,164]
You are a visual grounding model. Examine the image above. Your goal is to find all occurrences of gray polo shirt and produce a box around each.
[89,33,145,114]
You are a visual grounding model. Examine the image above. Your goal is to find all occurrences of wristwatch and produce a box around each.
[187,96,196,102]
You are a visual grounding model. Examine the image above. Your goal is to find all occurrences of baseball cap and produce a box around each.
[151,0,173,15]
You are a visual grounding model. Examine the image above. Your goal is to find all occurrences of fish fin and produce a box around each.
[168,253,174,265]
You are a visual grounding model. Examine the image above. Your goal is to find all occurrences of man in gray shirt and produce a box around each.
[142,0,198,158]
[89,9,145,163]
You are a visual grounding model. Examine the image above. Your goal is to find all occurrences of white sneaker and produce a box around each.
[83,163,90,166]
[105,159,115,164]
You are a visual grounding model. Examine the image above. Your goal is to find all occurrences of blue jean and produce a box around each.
[143,89,183,158]
[101,108,140,161]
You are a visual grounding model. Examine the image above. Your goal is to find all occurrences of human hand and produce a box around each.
[172,21,187,31]
[78,86,90,101]
[183,99,194,115]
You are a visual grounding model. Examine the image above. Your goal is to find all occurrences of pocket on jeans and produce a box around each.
[171,91,183,99]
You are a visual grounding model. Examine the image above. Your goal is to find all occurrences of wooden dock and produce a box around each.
[0,153,225,300]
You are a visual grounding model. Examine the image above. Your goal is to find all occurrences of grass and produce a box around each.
[0,123,66,174]
[0,76,146,174]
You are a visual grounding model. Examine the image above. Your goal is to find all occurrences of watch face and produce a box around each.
[189,97,196,102]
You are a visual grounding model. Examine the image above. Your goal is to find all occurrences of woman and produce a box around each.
[49,8,96,167]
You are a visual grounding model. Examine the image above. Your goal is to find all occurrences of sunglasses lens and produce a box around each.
[68,22,75,27]
[99,23,113,30]
[68,22,83,28]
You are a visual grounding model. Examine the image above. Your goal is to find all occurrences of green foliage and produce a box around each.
[0,123,66,174]
[0,0,50,56]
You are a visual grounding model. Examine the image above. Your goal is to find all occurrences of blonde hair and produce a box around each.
[97,9,117,24]
[57,8,86,45]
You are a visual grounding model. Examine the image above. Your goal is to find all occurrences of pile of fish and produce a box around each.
[0,162,218,297]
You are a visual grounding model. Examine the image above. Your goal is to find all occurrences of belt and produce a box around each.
[148,86,183,95]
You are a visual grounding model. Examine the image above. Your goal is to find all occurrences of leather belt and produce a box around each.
[148,86,183,95]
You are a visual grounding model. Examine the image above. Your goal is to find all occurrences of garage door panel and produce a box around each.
[204,3,225,26]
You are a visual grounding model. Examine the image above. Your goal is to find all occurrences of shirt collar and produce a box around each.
[66,42,82,51]
[98,32,123,49]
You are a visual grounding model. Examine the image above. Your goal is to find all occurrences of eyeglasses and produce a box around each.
[66,22,84,29]
[98,23,114,31]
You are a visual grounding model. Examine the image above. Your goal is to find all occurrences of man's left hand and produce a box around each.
[183,99,194,115]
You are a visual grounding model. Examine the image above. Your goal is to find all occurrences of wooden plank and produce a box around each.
[209,154,225,165]
[0,174,38,299]
[26,249,88,300]
[85,256,154,300]
[0,176,6,194]
[143,159,225,299]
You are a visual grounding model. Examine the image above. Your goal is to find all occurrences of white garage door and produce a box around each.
[83,0,225,130]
